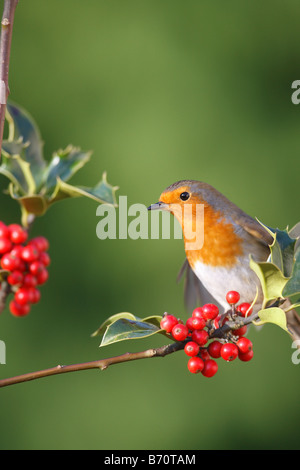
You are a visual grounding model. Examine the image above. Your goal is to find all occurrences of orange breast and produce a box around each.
[184,203,244,268]
[159,188,244,268]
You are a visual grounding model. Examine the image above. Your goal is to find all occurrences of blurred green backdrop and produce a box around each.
[0,0,300,450]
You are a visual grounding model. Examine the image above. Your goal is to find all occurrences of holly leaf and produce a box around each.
[8,186,48,216]
[49,172,118,207]
[3,102,46,189]
[41,145,91,193]
[283,244,300,299]
[253,307,291,335]
[249,256,289,307]
[100,318,164,347]
[285,298,300,311]
[254,221,300,300]
[256,222,296,277]
[91,312,137,338]
[0,102,119,225]
[289,222,300,241]
[6,102,45,168]
[92,312,165,347]
[1,139,28,157]
[141,315,163,329]
[269,228,296,278]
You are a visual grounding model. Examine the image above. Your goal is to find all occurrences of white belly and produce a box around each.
[192,258,263,312]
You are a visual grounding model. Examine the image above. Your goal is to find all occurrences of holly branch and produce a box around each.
[0,0,18,160]
[0,342,184,388]
[0,298,294,388]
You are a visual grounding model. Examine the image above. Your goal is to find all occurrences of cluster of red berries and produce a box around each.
[0,221,50,317]
[160,291,253,378]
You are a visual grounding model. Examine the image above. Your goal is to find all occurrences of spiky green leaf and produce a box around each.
[253,307,290,335]
[249,256,289,307]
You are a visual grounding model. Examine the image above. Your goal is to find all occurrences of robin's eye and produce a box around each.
[180,192,190,201]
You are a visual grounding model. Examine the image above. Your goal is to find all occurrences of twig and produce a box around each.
[0,341,184,388]
[0,280,10,314]
[210,313,259,339]
[0,0,19,160]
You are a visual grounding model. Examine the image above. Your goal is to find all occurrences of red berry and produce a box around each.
[9,299,31,317]
[191,316,206,330]
[220,343,239,361]
[234,325,248,337]
[10,245,24,258]
[27,287,41,304]
[7,270,24,286]
[200,348,210,361]
[191,329,209,346]
[1,253,17,271]
[184,341,200,357]
[160,314,178,333]
[29,260,45,276]
[15,287,31,305]
[208,340,222,358]
[237,303,253,317]
[0,237,12,254]
[23,273,38,288]
[0,221,9,239]
[21,245,40,262]
[186,317,194,330]
[10,246,25,271]
[8,224,28,244]
[17,259,26,272]
[201,359,218,378]
[30,236,49,252]
[172,323,189,341]
[187,356,204,374]
[36,268,49,285]
[192,307,204,319]
[238,349,254,362]
[202,303,219,320]
[39,251,51,267]
[226,291,240,305]
[237,337,253,354]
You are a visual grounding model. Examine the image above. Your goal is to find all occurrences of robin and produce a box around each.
[148,179,300,342]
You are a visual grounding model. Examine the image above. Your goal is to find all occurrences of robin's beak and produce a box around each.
[147,201,169,211]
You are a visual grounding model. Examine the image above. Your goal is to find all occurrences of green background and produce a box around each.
[0,0,300,450]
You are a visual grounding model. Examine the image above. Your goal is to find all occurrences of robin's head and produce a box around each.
[148,179,237,257]
[147,180,221,220]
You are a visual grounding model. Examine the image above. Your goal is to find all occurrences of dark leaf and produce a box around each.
[100,318,164,347]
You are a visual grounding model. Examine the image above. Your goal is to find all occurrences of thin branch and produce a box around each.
[210,313,259,339]
[0,280,10,314]
[0,0,19,160]
[0,341,184,388]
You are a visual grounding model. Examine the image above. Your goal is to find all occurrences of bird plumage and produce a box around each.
[149,179,300,342]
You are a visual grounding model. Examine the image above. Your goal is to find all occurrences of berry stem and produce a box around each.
[0,341,185,388]
[209,311,259,339]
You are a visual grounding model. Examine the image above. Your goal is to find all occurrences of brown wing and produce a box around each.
[227,206,274,247]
